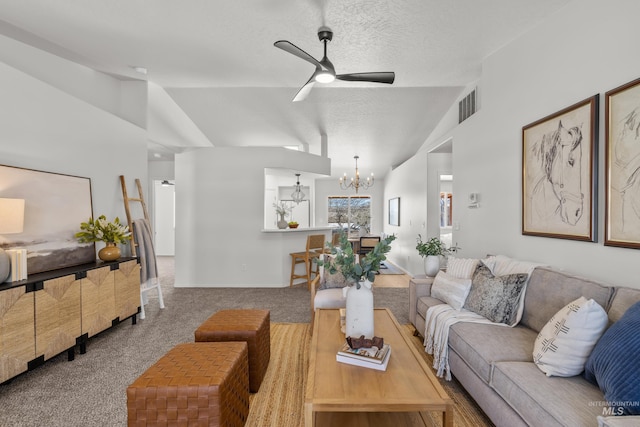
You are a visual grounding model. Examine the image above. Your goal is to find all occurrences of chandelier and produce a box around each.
[291,173,306,204]
[339,155,374,194]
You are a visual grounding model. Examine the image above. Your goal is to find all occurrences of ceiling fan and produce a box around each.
[274,27,395,102]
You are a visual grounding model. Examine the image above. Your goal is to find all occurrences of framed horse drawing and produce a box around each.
[522,95,599,241]
[605,77,640,249]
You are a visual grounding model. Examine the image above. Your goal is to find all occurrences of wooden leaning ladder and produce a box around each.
[119,175,150,257]
[119,175,165,319]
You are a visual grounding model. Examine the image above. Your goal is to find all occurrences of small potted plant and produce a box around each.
[416,235,456,277]
[75,215,131,261]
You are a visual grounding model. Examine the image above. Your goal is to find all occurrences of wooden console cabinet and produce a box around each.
[0,258,140,384]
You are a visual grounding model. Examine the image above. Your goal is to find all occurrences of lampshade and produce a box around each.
[0,198,25,234]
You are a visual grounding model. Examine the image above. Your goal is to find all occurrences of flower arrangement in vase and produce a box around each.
[75,215,131,261]
[322,231,396,339]
[324,231,396,288]
[273,201,292,229]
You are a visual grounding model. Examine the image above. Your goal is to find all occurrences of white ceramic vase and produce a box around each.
[277,214,288,229]
[343,280,375,339]
[424,255,440,277]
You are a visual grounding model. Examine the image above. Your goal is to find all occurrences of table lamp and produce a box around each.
[0,198,26,282]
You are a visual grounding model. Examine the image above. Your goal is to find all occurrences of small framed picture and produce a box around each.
[388,197,400,226]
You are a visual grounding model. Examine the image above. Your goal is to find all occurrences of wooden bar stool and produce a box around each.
[289,234,325,288]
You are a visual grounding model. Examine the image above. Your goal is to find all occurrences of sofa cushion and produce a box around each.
[585,301,640,415]
[463,262,527,325]
[607,287,640,324]
[448,322,537,384]
[431,271,472,310]
[416,295,445,316]
[598,416,640,426]
[491,361,604,427]
[520,267,613,333]
[533,297,608,377]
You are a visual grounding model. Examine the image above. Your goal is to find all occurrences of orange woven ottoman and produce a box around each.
[195,309,270,392]
[127,342,249,427]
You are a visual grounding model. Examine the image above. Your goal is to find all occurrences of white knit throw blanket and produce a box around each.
[424,304,505,380]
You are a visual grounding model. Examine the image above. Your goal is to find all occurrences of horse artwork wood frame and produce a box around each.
[522,95,599,241]
[604,77,640,249]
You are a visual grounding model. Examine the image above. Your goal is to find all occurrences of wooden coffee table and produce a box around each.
[305,308,453,427]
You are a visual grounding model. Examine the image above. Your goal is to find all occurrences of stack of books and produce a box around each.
[336,341,391,371]
[5,248,27,282]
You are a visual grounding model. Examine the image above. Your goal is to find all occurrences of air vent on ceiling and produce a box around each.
[458,88,477,124]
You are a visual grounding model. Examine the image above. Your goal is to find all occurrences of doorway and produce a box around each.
[427,138,453,246]
[153,180,175,256]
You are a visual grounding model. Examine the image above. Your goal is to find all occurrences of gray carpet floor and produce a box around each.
[0,257,409,426]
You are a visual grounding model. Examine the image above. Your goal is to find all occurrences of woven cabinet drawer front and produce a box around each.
[127,342,249,427]
[195,309,270,392]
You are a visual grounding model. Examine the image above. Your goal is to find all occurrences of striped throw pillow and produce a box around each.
[446,256,479,279]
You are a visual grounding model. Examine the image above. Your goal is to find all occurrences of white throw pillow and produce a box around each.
[533,296,608,377]
[445,256,479,279]
[431,271,472,310]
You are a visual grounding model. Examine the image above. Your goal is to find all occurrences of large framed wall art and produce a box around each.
[605,77,640,248]
[0,165,95,274]
[522,95,599,241]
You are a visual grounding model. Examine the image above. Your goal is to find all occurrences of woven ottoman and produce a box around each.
[127,342,249,427]
[195,309,270,392]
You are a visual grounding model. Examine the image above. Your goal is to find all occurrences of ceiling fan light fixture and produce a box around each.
[314,70,335,83]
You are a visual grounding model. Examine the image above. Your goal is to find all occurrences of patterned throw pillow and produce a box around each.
[431,271,473,310]
[585,301,640,415]
[318,255,351,290]
[463,261,528,325]
[533,296,608,377]
[445,256,479,279]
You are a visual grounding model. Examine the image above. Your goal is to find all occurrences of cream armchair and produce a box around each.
[309,275,346,331]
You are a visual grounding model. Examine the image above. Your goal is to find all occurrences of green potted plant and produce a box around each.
[324,231,396,288]
[416,235,455,277]
[75,215,131,261]
[323,231,396,339]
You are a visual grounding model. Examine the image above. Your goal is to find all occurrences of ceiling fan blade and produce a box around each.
[292,72,317,102]
[274,40,323,69]
[336,72,395,84]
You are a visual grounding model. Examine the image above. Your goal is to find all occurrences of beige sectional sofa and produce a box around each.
[410,261,640,427]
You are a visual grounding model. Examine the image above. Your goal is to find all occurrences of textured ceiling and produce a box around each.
[0,0,571,177]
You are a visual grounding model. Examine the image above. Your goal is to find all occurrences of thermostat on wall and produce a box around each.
[468,193,479,208]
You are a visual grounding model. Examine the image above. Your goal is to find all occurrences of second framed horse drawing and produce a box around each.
[522,95,599,241]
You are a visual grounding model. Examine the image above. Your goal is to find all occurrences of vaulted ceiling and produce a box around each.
[0,0,571,178]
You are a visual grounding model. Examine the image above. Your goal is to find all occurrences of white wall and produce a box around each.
[174,147,330,287]
[382,152,427,273]
[388,0,640,288]
[0,53,148,258]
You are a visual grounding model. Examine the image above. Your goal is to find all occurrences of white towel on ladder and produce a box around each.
[132,218,165,319]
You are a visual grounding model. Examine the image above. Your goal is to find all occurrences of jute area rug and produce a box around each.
[249,323,493,427]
